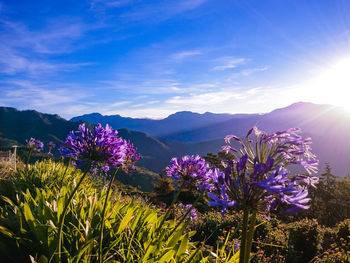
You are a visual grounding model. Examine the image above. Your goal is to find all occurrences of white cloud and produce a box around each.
[212,57,247,71]
[0,47,92,75]
[120,0,208,22]
[240,66,269,76]
[90,0,138,10]
[178,0,207,11]
[0,18,90,55]
[170,50,201,61]
[110,101,130,107]
[0,18,97,76]
[104,0,135,7]
[166,90,250,105]
[226,66,269,80]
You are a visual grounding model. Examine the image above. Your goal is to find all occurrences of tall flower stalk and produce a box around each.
[25,137,44,166]
[208,127,319,263]
[98,140,140,263]
[57,123,140,263]
[163,155,214,237]
[25,138,44,175]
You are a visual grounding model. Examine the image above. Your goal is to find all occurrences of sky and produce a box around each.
[0,0,350,119]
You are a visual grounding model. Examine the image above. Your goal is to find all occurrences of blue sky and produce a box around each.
[1,0,350,119]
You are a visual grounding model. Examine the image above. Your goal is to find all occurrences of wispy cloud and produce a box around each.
[99,78,182,94]
[90,0,138,10]
[119,0,208,22]
[0,17,97,76]
[0,79,136,118]
[0,18,90,55]
[110,101,130,107]
[170,50,201,61]
[0,47,93,75]
[228,66,269,79]
[165,89,255,106]
[101,0,136,8]
[212,57,247,71]
[0,80,85,107]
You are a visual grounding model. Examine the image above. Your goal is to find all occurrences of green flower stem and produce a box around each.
[244,211,257,263]
[239,207,250,263]
[99,167,120,263]
[57,162,92,263]
[25,148,33,174]
[167,191,204,238]
[143,182,184,258]
[59,156,72,187]
[157,182,184,231]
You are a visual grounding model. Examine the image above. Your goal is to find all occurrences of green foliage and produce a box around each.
[0,159,241,262]
[6,159,350,262]
[285,218,323,263]
[116,166,160,192]
[296,164,350,227]
[336,219,350,247]
[153,174,174,196]
[189,211,287,262]
[204,152,236,170]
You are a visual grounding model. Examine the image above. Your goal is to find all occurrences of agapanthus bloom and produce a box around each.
[47,141,56,156]
[209,155,318,216]
[223,126,319,174]
[178,203,198,221]
[209,127,319,216]
[122,140,141,173]
[26,137,44,152]
[60,123,128,171]
[166,155,213,190]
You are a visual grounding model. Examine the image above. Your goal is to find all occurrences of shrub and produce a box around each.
[286,218,323,263]
[336,219,350,244]
[189,211,288,262]
[320,227,337,252]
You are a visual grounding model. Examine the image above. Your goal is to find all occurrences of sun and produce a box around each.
[302,57,350,111]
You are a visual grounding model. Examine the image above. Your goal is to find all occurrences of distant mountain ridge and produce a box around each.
[71,111,251,138]
[2,102,350,177]
[0,106,223,174]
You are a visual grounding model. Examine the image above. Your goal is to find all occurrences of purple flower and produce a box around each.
[223,127,319,174]
[224,135,241,143]
[26,137,44,152]
[47,141,56,150]
[122,140,141,173]
[208,187,236,216]
[178,203,198,221]
[47,141,56,156]
[60,123,134,171]
[208,127,319,216]
[166,155,214,191]
[233,240,240,253]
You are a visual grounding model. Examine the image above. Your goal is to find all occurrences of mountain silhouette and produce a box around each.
[2,102,350,177]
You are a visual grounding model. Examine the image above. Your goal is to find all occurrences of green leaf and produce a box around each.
[158,250,175,263]
[23,203,35,222]
[117,207,134,234]
[176,233,189,259]
[0,225,14,238]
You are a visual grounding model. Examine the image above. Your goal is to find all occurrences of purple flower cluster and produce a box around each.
[47,141,56,156]
[26,137,44,152]
[208,154,318,215]
[178,203,198,221]
[122,140,141,173]
[263,128,318,173]
[223,126,319,174]
[60,123,139,172]
[207,127,319,216]
[166,155,213,191]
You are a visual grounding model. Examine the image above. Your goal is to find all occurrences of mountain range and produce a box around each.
[2,102,350,178]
